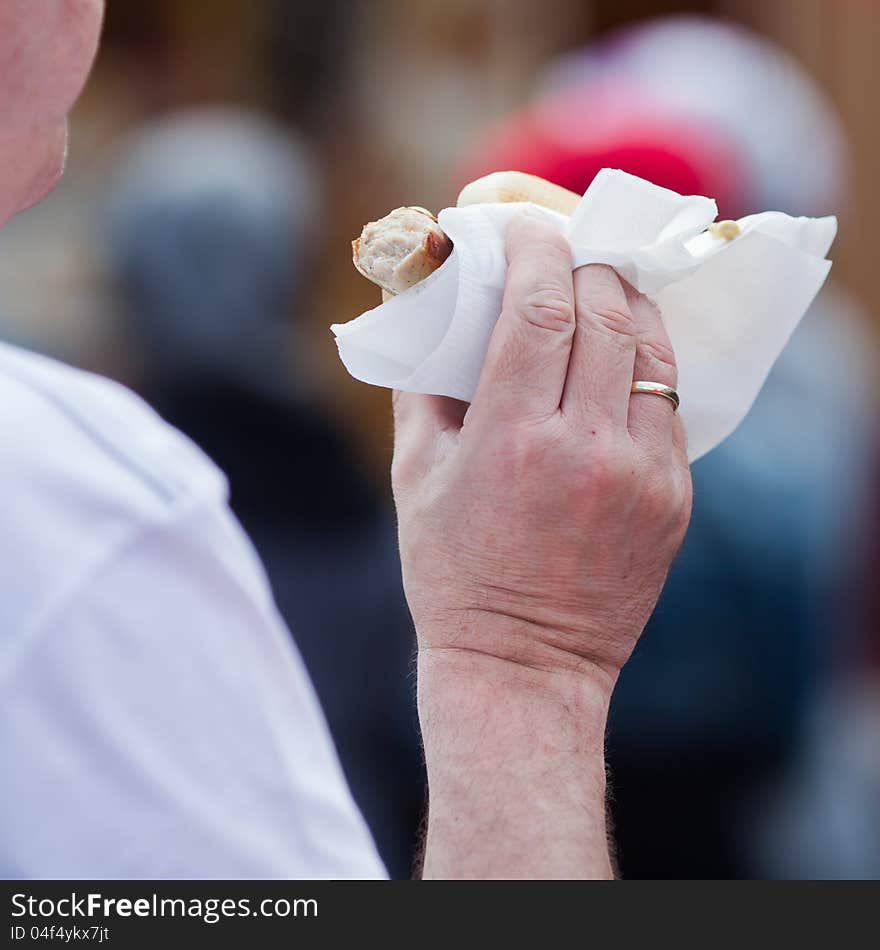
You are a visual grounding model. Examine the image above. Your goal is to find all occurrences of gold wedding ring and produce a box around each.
[630,381,680,412]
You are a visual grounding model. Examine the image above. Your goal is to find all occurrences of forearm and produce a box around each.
[417,642,615,880]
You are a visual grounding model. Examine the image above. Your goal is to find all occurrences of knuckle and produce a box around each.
[675,470,694,530]
[639,467,691,535]
[641,473,676,518]
[583,442,634,494]
[502,423,545,469]
[636,485,680,544]
[389,455,408,493]
[515,286,575,333]
[637,336,678,379]
[390,444,422,490]
[588,303,637,339]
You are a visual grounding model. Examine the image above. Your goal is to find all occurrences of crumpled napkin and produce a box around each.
[332,169,836,461]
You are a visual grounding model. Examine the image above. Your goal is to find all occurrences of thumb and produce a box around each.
[392,390,467,437]
[392,391,467,480]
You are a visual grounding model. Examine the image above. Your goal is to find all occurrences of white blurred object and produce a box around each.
[0,341,386,879]
[540,16,847,217]
[333,169,835,462]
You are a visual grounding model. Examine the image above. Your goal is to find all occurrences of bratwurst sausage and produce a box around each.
[352,172,581,297]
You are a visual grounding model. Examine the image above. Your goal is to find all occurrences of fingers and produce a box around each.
[561,264,637,429]
[561,266,680,459]
[393,215,681,470]
[622,284,679,458]
[469,211,575,424]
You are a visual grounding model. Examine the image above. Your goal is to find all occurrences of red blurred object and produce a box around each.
[456,80,751,218]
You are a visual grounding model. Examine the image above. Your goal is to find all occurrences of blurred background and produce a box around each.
[2,0,879,878]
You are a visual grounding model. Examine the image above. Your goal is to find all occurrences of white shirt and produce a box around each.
[0,342,386,879]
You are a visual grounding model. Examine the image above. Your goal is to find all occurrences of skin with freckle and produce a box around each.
[0,0,104,224]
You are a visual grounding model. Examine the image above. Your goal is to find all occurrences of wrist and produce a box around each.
[416,642,614,757]
[413,607,621,710]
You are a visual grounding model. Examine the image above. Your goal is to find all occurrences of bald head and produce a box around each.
[0,0,104,223]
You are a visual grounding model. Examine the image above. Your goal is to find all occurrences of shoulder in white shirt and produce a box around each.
[0,342,385,879]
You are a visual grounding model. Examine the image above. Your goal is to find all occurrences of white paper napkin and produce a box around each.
[332,169,836,461]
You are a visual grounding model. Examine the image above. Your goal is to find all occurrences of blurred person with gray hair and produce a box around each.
[103,109,319,396]
[459,15,876,878]
[100,109,426,879]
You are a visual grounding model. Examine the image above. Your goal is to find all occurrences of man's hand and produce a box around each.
[393,211,692,878]
[394,210,691,686]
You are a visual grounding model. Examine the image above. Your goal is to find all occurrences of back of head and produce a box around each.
[103,108,320,388]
